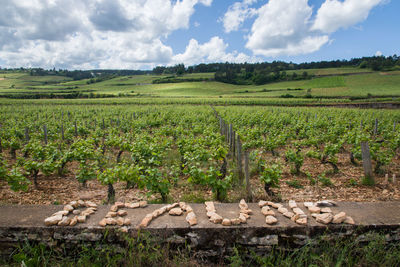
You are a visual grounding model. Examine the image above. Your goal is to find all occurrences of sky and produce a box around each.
[0,0,398,70]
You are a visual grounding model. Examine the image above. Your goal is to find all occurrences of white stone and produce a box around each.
[261,206,271,216]
[124,218,131,226]
[179,202,187,211]
[271,203,282,209]
[69,216,78,226]
[115,202,125,208]
[44,214,63,226]
[186,212,197,226]
[265,216,278,225]
[64,205,74,212]
[77,200,85,207]
[120,226,129,233]
[321,207,332,213]
[209,213,223,224]
[278,207,288,214]
[106,212,117,218]
[72,210,81,215]
[303,202,314,208]
[240,209,252,215]
[139,201,148,208]
[332,212,346,224]
[293,208,305,215]
[125,202,140,209]
[222,218,232,226]
[288,200,297,209]
[231,218,241,225]
[240,212,250,219]
[283,211,294,218]
[105,218,117,225]
[316,213,333,224]
[58,216,71,226]
[311,213,319,218]
[139,214,152,228]
[77,215,86,223]
[185,205,193,213]
[117,210,128,217]
[70,201,78,208]
[52,210,69,217]
[110,205,118,212]
[116,217,124,226]
[296,217,307,225]
[85,201,97,208]
[98,218,107,227]
[239,199,248,210]
[239,213,247,223]
[258,200,268,207]
[308,206,321,213]
[169,208,183,216]
[344,216,355,225]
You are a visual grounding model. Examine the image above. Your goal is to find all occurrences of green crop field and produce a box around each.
[0,69,400,101]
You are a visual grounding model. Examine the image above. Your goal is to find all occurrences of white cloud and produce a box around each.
[245,0,329,57]
[0,0,213,69]
[221,0,258,33]
[375,51,383,56]
[312,0,386,33]
[173,37,258,65]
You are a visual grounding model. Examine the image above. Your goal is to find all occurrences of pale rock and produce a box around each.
[58,216,71,226]
[52,210,69,217]
[278,207,288,214]
[283,211,294,218]
[110,205,118,212]
[117,210,128,217]
[316,213,333,224]
[344,216,355,225]
[267,201,275,206]
[265,210,275,216]
[303,202,314,208]
[296,217,307,225]
[69,216,78,226]
[72,210,81,215]
[288,200,297,209]
[179,202,187,210]
[332,212,346,224]
[139,214,153,228]
[116,217,124,226]
[85,201,97,208]
[159,206,168,214]
[209,213,223,224]
[261,206,271,216]
[106,212,117,218]
[44,214,63,226]
[291,214,300,222]
[98,218,107,227]
[82,209,95,216]
[115,202,125,209]
[293,208,305,215]
[240,213,250,219]
[222,218,232,226]
[271,203,282,209]
[308,206,321,213]
[239,199,248,210]
[311,213,319,218]
[70,201,78,208]
[169,208,183,216]
[186,212,197,226]
[77,215,86,223]
[78,200,85,207]
[240,209,252,215]
[64,205,74,212]
[123,218,131,226]
[125,202,140,209]
[139,201,148,208]
[205,201,216,212]
[239,213,247,223]
[152,209,162,218]
[265,216,278,225]
[120,226,128,233]
[105,218,117,225]
[321,207,332,213]
[185,205,193,213]
[231,218,241,225]
[207,211,216,218]
[166,203,179,211]
[258,200,268,207]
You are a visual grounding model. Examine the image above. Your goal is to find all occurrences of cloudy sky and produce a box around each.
[0,0,398,70]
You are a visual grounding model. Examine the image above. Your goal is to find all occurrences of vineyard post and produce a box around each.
[24,127,29,142]
[227,124,231,147]
[133,112,136,119]
[394,121,397,131]
[237,136,244,182]
[232,131,236,156]
[361,141,374,184]
[74,121,78,137]
[360,120,363,129]
[374,118,378,136]
[61,124,64,140]
[229,124,233,152]
[393,174,396,183]
[43,125,48,145]
[244,150,252,201]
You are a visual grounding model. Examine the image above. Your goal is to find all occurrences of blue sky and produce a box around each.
[0,0,398,69]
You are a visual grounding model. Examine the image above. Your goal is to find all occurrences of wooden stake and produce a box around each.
[244,151,252,201]
[43,125,48,145]
[361,141,374,184]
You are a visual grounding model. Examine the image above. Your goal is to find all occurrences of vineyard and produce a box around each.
[1,103,399,205]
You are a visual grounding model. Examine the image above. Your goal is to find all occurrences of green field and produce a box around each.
[0,68,399,100]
